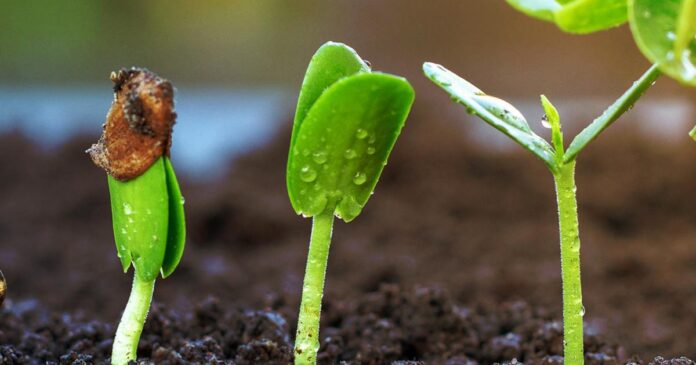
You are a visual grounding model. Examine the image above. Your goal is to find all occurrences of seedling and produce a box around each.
[88,68,185,365]
[287,42,414,364]
[425,2,694,363]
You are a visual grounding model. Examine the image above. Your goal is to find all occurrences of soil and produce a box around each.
[0,107,694,363]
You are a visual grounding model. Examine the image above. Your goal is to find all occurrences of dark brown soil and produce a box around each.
[0,107,694,363]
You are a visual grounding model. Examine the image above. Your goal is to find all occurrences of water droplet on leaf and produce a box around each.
[312,151,328,164]
[299,165,317,182]
[352,172,367,185]
[355,128,368,139]
[344,149,357,159]
[541,115,552,129]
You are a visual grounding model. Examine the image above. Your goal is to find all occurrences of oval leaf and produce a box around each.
[287,73,414,222]
[108,157,169,282]
[423,62,557,171]
[507,0,627,33]
[629,0,696,86]
[160,157,185,278]
[291,42,371,151]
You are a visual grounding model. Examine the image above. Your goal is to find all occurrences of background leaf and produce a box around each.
[287,73,414,222]
[423,62,557,171]
[507,0,627,34]
[160,157,185,278]
[107,157,169,282]
[629,0,696,86]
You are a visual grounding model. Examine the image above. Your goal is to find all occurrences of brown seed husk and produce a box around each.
[88,67,176,181]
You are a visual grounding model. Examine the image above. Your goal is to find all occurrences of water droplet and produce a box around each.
[579,306,586,317]
[666,31,676,41]
[120,228,127,235]
[337,195,362,221]
[352,172,367,185]
[541,115,552,129]
[344,149,357,159]
[312,151,328,164]
[152,235,158,241]
[302,149,310,157]
[355,128,368,139]
[299,165,317,182]
[180,196,186,205]
[680,49,696,80]
[123,203,133,215]
[366,147,376,155]
[368,135,376,144]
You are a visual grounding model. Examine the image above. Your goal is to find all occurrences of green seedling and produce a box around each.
[88,68,185,365]
[423,61,661,364]
[431,3,693,362]
[287,42,414,365]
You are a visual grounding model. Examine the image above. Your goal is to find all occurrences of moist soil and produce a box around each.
[0,109,694,363]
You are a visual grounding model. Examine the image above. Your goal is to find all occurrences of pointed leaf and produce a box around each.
[629,0,696,86]
[160,157,186,278]
[423,62,557,171]
[565,64,661,162]
[107,157,169,282]
[287,73,414,222]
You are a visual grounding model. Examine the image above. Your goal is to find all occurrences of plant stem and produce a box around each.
[553,160,584,365]
[112,275,155,365]
[294,210,335,365]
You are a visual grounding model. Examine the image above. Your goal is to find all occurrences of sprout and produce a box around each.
[287,42,414,365]
[424,62,660,365]
[88,68,185,365]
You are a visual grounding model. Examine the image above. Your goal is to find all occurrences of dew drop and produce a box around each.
[368,135,376,144]
[123,203,133,215]
[541,115,552,129]
[352,172,367,185]
[302,149,310,157]
[180,196,186,205]
[312,151,328,164]
[366,147,376,155]
[355,128,368,139]
[299,165,317,182]
[344,149,357,159]
[580,305,586,317]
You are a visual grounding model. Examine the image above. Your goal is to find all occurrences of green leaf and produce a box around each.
[555,0,628,33]
[540,95,564,157]
[108,157,169,282]
[507,0,627,33]
[287,72,414,222]
[160,157,185,278]
[690,125,696,141]
[290,42,371,152]
[564,64,661,162]
[506,0,563,22]
[629,0,696,86]
[423,62,557,172]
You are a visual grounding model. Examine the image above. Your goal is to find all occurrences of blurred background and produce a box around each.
[0,0,695,359]
[1,0,694,178]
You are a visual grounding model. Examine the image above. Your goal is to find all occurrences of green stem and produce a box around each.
[294,210,335,365]
[553,160,584,365]
[112,275,155,365]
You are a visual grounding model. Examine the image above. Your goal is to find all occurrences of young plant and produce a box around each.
[88,68,185,365]
[287,42,414,365]
[423,62,660,364]
[424,2,693,363]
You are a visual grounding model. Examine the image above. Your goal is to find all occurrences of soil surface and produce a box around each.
[0,109,694,363]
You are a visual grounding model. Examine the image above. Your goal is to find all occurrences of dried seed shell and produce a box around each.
[88,67,176,181]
